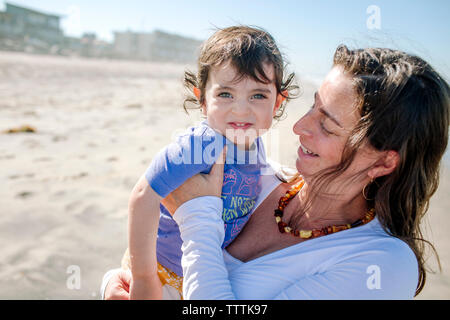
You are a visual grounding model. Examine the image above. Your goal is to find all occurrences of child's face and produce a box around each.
[202,61,280,149]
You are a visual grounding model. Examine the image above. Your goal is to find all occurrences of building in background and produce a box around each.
[62,32,113,58]
[0,2,201,63]
[0,2,64,52]
[113,29,201,63]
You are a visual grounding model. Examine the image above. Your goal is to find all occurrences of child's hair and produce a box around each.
[183,25,298,119]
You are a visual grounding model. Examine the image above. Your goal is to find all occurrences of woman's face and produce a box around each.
[293,66,363,179]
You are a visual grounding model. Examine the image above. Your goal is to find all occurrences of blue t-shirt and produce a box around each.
[145,122,267,276]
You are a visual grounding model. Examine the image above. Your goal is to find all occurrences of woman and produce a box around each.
[102,45,449,299]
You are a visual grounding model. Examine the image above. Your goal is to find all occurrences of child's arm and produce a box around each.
[128,174,163,299]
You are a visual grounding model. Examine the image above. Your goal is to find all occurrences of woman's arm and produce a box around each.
[169,155,417,300]
[173,196,236,299]
[173,194,417,300]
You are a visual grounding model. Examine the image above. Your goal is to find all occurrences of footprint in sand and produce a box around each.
[124,103,142,109]
[33,157,52,162]
[65,201,79,212]
[16,191,34,199]
[51,190,66,198]
[76,204,103,225]
[22,138,41,149]
[52,135,67,142]
[72,172,88,179]
[0,154,15,160]
[9,173,34,180]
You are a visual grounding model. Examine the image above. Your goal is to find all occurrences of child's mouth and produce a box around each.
[228,122,253,130]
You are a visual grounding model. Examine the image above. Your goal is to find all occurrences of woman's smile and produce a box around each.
[298,142,319,157]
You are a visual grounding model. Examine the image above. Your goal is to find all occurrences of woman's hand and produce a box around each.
[161,147,226,215]
[103,269,131,300]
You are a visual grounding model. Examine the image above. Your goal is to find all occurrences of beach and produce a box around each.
[0,51,448,299]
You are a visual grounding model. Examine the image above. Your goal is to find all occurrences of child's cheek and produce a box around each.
[261,114,275,131]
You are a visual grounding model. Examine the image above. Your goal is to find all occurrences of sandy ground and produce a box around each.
[0,51,448,299]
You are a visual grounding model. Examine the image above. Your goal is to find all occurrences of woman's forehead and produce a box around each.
[318,67,359,128]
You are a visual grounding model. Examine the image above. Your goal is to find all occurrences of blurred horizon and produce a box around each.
[1,0,449,82]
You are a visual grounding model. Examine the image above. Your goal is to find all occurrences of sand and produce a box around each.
[0,51,448,299]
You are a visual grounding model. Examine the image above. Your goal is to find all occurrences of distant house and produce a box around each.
[113,29,202,63]
[0,2,201,63]
[0,2,63,45]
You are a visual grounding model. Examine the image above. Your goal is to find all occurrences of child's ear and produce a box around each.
[193,87,201,100]
[274,90,288,114]
[193,87,207,115]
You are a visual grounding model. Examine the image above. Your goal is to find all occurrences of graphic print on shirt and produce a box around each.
[222,169,238,195]
[236,175,258,196]
[221,169,260,222]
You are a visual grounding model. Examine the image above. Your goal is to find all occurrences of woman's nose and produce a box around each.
[293,113,314,137]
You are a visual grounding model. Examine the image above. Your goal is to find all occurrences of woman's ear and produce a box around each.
[368,150,400,179]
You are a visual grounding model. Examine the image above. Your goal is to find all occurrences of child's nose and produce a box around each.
[231,100,251,116]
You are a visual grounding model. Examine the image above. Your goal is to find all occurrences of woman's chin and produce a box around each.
[295,158,304,174]
[295,158,314,180]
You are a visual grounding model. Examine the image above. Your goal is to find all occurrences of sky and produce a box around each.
[2,0,450,82]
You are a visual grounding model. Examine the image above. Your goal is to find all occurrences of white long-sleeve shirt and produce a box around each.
[101,170,419,299]
[172,173,419,300]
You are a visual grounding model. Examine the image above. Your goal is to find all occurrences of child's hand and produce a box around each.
[129,274,163,300]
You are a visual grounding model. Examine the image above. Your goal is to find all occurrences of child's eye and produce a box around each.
[251,94,266,100]
[218,92,232,98]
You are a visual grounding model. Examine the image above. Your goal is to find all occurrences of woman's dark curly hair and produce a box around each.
[294,45,449,296]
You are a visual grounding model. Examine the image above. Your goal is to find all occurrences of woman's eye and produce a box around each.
[320,121,333,135]
[218,92,232,98]
[311,104,334,135]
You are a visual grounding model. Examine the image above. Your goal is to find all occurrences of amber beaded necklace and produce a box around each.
[274,178,376,239]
